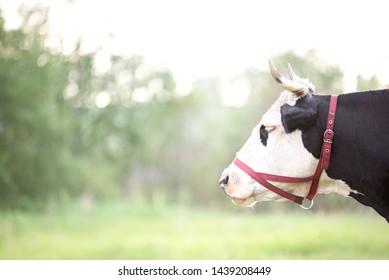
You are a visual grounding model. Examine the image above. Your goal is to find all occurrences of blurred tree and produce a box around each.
[0,6,76,209]
[356,74,380,91]
[0,2,183,210]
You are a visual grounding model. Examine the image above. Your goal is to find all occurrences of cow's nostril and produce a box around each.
[219,174,229,188]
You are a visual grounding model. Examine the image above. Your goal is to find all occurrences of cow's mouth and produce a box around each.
[231,196,257,207]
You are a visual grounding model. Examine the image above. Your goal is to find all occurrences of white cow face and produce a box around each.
[219,61,320,207]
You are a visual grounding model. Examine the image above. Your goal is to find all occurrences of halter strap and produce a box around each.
[233,95,339,209]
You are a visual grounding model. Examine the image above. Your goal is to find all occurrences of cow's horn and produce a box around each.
[268,59,308,96]
[287,63,297,80]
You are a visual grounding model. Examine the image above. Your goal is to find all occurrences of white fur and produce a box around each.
[222,90,353,207]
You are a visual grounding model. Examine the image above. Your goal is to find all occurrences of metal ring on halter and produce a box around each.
[300,198,314,210]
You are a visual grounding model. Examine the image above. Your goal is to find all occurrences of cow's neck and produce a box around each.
[302,90,389,211]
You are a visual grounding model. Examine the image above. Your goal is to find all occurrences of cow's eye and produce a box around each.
[259,125,275,146]
[260,125,269,146]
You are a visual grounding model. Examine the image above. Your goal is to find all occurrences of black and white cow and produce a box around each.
[219,60,389,223]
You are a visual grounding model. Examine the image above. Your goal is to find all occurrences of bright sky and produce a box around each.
[2,0,389,103]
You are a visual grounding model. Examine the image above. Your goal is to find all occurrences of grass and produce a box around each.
[0,202,388,259]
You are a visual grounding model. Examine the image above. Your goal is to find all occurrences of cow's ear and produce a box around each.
[280,103,318,133]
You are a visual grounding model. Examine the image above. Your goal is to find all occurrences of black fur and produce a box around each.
[281,90,389,222]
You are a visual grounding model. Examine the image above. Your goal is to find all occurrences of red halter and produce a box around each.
[233,95,338,209]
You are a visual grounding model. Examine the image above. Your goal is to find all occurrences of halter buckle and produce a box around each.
[323,129,334,143]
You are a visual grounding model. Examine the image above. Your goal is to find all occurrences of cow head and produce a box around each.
[219,60,322,207]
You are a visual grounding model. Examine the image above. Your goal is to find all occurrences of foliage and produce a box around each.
[0,7,75,209]
[0,6,178,209]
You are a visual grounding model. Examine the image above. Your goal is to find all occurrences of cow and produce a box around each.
[219,60,389,223]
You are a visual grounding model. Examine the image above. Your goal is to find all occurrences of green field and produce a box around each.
[0,203,388,259]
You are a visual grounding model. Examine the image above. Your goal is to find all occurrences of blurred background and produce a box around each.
[0,0,388,259]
